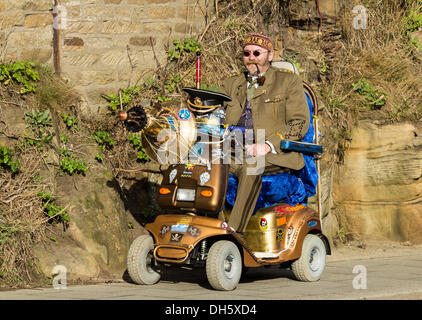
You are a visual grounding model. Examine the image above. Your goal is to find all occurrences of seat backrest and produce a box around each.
[272,60,299,75]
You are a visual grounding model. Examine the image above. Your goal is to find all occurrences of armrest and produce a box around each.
[280,140,323,154]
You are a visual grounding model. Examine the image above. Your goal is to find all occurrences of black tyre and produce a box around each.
[206,240,242,291]
[127,235,160,285]
[291,234,326,282]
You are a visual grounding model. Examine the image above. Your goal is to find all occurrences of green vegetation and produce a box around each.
[319,60,329,74]
[167,38,201,61]
[352,78,387,110]
[0,61,40,94]
[60,133,68,145]
[60,151,87,175]
[0,146,20,173]
[95,153,104,162]
[37,191,70,222]
[24,109,54,149]
[406,8,422,51]
[32,174,43,184]
[91,130,115,151]
[61,114,79,131]
[164,74,181,93]
[103,85,142,112]
[128,134,149,161]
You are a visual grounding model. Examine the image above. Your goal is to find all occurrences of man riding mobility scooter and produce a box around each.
[120,63,330,291]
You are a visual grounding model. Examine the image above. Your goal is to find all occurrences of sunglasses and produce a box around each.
[243,50,268,57]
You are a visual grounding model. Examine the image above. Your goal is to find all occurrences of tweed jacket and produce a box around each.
[220,66,310,170]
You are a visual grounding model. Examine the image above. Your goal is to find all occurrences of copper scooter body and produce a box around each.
[146,163,330,268]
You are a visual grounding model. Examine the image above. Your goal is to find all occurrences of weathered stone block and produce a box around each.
[174,22,190,34]
[81,6,115,21]
[64,21,98,34]
[24,13,52,28]
[20,48,52,63]
[8,27,53,47]
[101,20,140,34]
[67,6,81,19]
[60,0,96,4]
[130,50,157,68]
[129,36,155,46]
[114,7,147,20]
[84,36,114,49]
[148,6,175,19]
[177,6,205,20]
[146,0,176,3]
[104,0,122,4]
[63,53,99,67]
[100,50,129,66]
[0,12,25,29]
[5,0,52,11]
[76,70,118,86]
[117,67,154,83]
[143,22,171,34]
[63,37,84,51]
[128,0,145,4]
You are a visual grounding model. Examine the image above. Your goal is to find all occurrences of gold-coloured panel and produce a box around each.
[223,204,319,254]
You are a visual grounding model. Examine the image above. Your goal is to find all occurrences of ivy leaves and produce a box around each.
[0,61,40,94]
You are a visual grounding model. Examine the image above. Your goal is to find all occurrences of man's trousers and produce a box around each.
[227,155,289,232]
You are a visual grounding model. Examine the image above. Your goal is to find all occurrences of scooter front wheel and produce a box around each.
[127,234,160,285]
[291,234,326,282]
[206,240,242,291]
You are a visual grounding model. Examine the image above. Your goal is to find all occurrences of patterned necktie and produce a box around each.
[246,78,258,101]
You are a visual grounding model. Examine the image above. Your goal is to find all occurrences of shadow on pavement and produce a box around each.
[122,265,297,290]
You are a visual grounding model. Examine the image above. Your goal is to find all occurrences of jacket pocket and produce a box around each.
[264,95,284,103]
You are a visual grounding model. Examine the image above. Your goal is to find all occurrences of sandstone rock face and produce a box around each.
[34,144,138,282]
[333,121,422,243]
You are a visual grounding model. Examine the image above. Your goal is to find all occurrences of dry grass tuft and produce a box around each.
[0,149,50,287]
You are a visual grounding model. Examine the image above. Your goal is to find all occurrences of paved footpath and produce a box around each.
[1,251,422,300]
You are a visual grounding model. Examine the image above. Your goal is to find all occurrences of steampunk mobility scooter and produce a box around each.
[120,61,330,291]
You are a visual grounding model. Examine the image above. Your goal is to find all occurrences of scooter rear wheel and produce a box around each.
[127,234,160,285]
[291,234,326,282]
[206,240,242,291]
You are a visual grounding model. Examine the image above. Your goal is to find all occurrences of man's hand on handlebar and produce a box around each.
[245,143,271,157]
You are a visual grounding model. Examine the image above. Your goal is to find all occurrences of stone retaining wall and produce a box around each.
[0,0,209,116]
